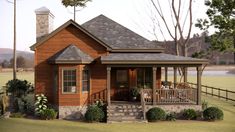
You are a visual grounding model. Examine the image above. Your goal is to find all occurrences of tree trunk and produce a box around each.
[234,35,235,64]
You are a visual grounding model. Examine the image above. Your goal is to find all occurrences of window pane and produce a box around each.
[63,69,76,93]
[82,70,89,91]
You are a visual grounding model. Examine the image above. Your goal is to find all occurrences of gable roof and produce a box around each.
[48,45,93,64]
[82,15,163,52]
[101,53,208,64]
[30,19,112,51]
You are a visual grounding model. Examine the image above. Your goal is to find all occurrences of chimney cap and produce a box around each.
[35,6,54,17]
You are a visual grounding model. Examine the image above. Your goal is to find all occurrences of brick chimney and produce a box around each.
[35,7,54,42]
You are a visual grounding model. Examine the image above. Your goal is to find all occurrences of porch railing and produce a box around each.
[91,89,107,103]
[142,87,197,104]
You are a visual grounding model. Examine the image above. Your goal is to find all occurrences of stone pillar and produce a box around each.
[165,67,168,82]
[197,66,202,105]
[107,67,111,106]
[152,66,157,105]
[173,67,177,88]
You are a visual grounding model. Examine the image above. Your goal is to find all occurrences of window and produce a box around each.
[116,70,128,88]
[137,68,153,89]
[62,69,76,93]
[82,69,90,91]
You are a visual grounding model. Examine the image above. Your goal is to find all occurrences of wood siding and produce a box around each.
[34,24,107,106]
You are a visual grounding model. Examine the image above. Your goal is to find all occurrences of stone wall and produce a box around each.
[58,106,87,120]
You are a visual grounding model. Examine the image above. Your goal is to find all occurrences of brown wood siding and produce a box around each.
[156,67,161,89]
[34,24,107,106]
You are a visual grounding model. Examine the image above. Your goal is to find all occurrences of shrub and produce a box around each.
[94,100,107,122]
[146,107,166,122]
[10,112,25,118]
[85,105,104,122]
[203,107,223,121]
[202,100,208,110]
[182,109,197,120]
[35,94,48,116]
[166,112,176,121]
[40,108,57,120]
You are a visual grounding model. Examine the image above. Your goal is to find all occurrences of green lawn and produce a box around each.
[0,95,234,132]
[0,72,34,87]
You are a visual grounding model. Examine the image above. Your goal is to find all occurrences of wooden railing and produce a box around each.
[142,88,197,104]
[188,82,235,102]
[91,89,107,103]
[140,89,146,120]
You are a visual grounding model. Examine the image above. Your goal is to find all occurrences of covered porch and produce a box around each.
[101,53,208,106]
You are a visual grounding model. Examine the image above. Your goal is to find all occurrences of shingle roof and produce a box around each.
[48,45,93,64]
[82,15,163,50]
[101,53,208,64]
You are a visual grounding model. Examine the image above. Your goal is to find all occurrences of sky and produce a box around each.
[0,0,208,52]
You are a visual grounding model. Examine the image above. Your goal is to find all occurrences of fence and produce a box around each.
[188,82,235,102]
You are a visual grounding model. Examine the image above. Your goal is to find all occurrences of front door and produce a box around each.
[112,68,130,101]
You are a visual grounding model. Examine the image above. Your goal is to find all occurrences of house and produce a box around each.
[30,7,207,122]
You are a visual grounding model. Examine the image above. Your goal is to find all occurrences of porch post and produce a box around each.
[107,67,111,106]
[173,67,177,88]
[165,67,168,82]
[196,66,202,105]
[152,66,157,105]
[184,67,188,83]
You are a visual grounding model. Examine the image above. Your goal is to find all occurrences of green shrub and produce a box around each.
[85,105,104,122]
[40,108,57,120]
[183,109,197,120]
[146,107,166,122]
[35,94,48,116]
[10,112,25,118]
[94,100,107,122]
[203,107,223,121]
[166,112,176,121]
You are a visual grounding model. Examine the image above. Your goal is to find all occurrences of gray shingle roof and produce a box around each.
[101,53,208,64]
[82,15,162,50]
[48,45,93,64]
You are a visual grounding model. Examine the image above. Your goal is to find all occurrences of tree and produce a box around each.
[61,0,91,21]
[9,56,26,68]
[195,0,235,63]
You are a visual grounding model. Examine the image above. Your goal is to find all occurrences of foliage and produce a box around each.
[9,56,26,68]
[61,0,91,7]
[40,108,57,120]
[94,100,107,122]
[195,0,235,60]
[182,109,197,120]
[166,112,176,121]
[202,100,208,111]
[85,105,105,122]
[146,107,166,122]
[6,79,34,98]
[10,112,25,118]
[203,107,223,121]
[35,94,48,116]
[130,87,139,97]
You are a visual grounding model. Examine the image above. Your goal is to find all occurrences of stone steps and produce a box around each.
[107,104,145,123]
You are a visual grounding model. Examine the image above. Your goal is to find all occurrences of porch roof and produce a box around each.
[48,44,93,64]
[101,53,208,65]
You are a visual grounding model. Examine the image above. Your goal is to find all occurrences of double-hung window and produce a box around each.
[62,69,77,93]
[82,69,90,92]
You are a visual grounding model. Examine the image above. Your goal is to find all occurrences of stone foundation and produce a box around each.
[58,106,87,120]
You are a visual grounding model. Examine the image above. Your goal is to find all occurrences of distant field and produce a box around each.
[0,72,34,87]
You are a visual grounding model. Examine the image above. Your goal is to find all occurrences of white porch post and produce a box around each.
[197,66,202,105]
[107,67,111,106]
[153,66,157,105]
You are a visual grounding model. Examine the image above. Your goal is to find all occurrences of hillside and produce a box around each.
[0,48,34,63]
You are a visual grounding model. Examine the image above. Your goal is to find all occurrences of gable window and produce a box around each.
[62,69,77,93]
[82,69,90,92]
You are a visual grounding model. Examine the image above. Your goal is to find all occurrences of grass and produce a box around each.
[0,72,34,87]
[0,95,234,132]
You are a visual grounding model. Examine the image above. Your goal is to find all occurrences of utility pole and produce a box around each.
[13,0,17,79]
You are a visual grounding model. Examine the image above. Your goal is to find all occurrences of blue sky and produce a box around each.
[0,0,207,52]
